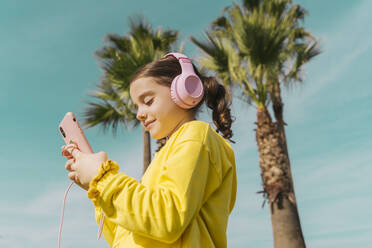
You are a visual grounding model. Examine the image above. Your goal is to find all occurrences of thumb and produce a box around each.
[71,147,81,159]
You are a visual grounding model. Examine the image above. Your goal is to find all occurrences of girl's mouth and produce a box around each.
[145,120,155,129]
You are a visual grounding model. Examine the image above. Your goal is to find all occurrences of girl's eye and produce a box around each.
[145,98,153,106]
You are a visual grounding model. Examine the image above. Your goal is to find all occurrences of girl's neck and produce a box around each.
[166,117,196,142]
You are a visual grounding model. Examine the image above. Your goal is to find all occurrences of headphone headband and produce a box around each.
[164,52,194,72]
[164,52,189,60]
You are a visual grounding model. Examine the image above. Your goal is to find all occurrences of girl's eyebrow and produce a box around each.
[133,90,155,108]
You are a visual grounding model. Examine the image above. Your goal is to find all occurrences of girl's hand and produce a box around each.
[61,144,108,191]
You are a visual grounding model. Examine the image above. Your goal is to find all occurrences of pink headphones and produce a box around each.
[163,53,204,109]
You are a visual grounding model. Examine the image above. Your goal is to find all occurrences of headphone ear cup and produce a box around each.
[170,75,181,107]
[184,75,203,102]
[171,74,204,109]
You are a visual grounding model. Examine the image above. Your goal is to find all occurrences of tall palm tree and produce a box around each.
[79,15,182,175]
[191,0,320,247]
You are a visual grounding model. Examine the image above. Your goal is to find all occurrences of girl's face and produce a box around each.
[130,77,194,140]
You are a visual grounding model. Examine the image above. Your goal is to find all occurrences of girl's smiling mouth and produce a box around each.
[145,120,155,128]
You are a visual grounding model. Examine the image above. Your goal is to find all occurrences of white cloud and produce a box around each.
[0,181,108,247]
[284,0,372,125]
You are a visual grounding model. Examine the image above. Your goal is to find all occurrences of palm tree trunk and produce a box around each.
[141,126,151,175]
[256,106,306,248]
[271,81,298,204]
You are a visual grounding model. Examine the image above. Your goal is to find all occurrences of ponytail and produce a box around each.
[202,76,236,144]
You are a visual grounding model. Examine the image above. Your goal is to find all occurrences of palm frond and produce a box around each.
[82,15,180,133]
[192,0,321,110]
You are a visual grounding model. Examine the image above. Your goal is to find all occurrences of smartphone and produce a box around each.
[58,112,93,154]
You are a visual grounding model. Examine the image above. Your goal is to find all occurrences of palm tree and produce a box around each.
[191,0,320,247]
[79,15,182,175]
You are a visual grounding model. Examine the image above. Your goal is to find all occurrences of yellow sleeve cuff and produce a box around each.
[87,159,120,207]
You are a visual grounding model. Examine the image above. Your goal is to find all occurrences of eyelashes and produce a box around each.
[145,98,154,106]
[134,98,154,113]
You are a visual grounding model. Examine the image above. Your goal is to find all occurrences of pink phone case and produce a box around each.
[58,112,93,154]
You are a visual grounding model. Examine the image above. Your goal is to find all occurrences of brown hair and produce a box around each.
[130,56,236,152]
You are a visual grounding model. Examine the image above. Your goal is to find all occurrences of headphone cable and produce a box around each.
[58,181,105,248]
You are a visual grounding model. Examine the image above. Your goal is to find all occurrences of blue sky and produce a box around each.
[1,0,371,247]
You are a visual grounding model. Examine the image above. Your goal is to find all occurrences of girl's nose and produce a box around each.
[136,110,146,121]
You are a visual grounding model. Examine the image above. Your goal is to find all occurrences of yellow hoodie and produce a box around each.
[87,120,237,248]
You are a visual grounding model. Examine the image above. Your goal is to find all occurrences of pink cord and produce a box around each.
[58,181,105,248]
[58,181,74,248]
[98,209,105,239]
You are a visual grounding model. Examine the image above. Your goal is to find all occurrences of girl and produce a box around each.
[61,53,237,248]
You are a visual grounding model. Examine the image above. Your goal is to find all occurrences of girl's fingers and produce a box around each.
[68,171,83,187]
[71,148,81,159]
[61,144,79,159]
[68,171,77,181]
[62,147,73,159]
[68,171,81,184]
[65,159,76,171]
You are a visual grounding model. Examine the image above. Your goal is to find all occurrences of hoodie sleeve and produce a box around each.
[87,140,213,244]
